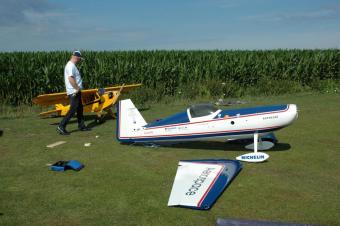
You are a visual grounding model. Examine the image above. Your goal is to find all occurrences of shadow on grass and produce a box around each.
[168,141,291,152]
[49,114,110,129]
[47,107,150,130]
[127,141,291,152]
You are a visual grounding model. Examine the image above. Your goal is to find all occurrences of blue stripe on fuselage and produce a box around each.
[145,111,189,128]
[216,105,288,118]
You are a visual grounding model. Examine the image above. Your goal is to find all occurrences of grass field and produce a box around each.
[0,93,340,226]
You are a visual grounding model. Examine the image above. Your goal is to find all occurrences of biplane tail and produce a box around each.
[116,99,147,142]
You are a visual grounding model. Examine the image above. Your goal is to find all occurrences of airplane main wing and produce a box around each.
[168,159,242,210]
[80,83,142,94]
[104,83,142,93]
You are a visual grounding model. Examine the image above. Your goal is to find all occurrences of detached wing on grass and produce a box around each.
[168,159,242,210]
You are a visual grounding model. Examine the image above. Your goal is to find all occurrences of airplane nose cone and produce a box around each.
[289,104,298,120]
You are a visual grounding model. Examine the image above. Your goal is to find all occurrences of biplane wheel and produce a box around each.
[95,115,106,124]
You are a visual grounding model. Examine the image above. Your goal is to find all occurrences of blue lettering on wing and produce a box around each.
[185,167,214,196]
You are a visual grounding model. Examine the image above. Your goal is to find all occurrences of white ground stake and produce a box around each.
[236,133,270,163]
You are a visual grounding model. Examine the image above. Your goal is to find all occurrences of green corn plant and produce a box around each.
[0,49,339,105]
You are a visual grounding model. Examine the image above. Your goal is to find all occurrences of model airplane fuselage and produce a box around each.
[117,99,297,142]
[116,99,298,162]
[33,84,141,119]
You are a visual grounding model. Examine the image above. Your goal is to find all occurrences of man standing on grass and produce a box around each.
[57,50,91,135]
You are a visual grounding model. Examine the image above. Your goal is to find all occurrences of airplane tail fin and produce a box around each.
[116,99,147,141]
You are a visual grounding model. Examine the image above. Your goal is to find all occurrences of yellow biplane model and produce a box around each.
[33,84,141,120]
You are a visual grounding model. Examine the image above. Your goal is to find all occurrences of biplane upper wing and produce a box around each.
[33,83,142,106]
[105,83,142,93]
[32,92,69,106]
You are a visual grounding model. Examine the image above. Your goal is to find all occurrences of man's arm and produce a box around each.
[68,76,80,92]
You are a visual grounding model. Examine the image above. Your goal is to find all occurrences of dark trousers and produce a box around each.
[59,92,85,129]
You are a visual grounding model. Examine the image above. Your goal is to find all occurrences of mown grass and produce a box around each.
[0,93,339,226]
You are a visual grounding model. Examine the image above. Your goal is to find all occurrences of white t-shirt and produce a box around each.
[64,61,83,95]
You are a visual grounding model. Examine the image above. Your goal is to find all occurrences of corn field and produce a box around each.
[0,50,339,105]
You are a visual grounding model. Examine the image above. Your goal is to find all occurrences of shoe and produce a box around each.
[57,126,70,135]
[79,126,91,131]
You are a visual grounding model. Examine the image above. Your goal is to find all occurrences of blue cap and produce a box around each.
[72,50,83,58]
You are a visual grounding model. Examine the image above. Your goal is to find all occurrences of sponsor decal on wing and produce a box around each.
[168,159,242,210]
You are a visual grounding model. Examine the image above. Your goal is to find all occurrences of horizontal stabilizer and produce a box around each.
[168,159,242,210]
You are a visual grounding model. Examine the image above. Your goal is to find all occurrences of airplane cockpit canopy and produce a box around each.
[189,103,219,118]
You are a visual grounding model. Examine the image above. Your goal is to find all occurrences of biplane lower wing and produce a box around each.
[39,109,62,117]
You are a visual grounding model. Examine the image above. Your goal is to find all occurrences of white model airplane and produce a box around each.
[116,99,298,162]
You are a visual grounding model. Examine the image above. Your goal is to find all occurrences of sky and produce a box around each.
[0,0,340,51]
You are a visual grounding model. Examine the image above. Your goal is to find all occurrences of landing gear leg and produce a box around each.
[254,132,258,153]
[236,132,270,163]
[107,108,116,119]
[95,113,105,124]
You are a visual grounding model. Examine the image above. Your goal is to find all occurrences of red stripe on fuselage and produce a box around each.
[119,125,282,139]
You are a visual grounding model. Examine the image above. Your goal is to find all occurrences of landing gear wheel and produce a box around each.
[245,141,274,151]
[95,115,105,124]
